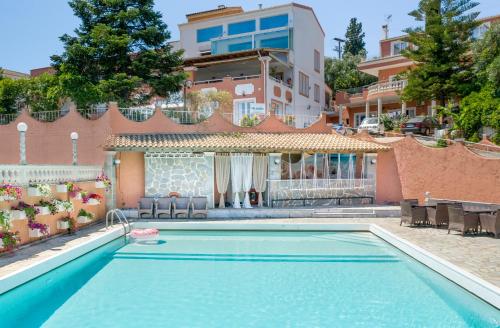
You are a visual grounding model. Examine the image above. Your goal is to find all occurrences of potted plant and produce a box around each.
[77,209,95,224]
[28,219,49,238]
[57,216,77,232]
[82,192,102,205]
[36,200,57,215]
[11,202,38,220]
[28,184,52,197]
[0,184,22,201]
[53,200,74,213]
[68,183,83,200]
[56,182,71,193]
[0,210,12,230]
[0,231,20,251]
[95,173,111,191]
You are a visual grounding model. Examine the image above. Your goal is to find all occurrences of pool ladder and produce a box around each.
[106,209,131,235]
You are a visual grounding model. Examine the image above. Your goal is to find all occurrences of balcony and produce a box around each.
[211,28,291,55]
[367,80,408,97]
[269,76,293,104]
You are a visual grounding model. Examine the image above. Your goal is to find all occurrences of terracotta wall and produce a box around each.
[376,136,500,204]
[0,181,106,249]
[116,152,145,208]
[378,66,411,81]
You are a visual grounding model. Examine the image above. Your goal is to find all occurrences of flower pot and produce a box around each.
[56,184,68,193]
[86,198,100,205]
[0,195,14,202]
[35,206,50,216]
[57,220,70,230]
[11,210,26,220]
[28,187,42,197]
[77,216,92,224]
[95,181,106,189]
[72,193,82,201]
[29,227,48,238]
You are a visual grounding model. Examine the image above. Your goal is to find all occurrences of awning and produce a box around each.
[104,132,390,153]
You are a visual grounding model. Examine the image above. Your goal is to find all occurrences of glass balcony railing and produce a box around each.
[211,28,291,55]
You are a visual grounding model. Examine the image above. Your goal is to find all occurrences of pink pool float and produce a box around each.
[130,228,160,241]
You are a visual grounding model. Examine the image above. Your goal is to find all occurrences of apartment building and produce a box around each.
[336,14,500,128]
[0,68,29,80]
[177,4,330,128]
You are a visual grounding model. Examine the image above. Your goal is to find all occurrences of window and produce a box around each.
[255,29,289,49]
[197,26,223,43]
[391,41,408,56]
[228,20,256,35]
[472,22,490,40]
[314,84,320,103]
[260,14,288,30]
[314,50,320,73]
[228,41,253,52]
[299,72,309,97]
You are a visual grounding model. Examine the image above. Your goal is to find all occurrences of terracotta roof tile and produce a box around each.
[104,133,390,153]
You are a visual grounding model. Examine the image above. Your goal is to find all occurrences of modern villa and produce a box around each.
[0,2,499,327]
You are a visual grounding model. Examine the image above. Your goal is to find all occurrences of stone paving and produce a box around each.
[1,217,499,288]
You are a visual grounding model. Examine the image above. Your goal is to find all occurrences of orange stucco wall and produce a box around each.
[116,151,145,208]
[0,181,106,248]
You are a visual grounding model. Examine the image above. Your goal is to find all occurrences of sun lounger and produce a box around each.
[173,197,190,218]
[191,197,208,219]
[156,197,172,219]
[137,197,155,219]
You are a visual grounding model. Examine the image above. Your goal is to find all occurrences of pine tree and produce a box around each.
[51,0,185,106]
[401,0,480,107]
[343,18,366,56]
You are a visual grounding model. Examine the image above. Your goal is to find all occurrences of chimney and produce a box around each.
[382,24,389,39]
[258,4,263,9]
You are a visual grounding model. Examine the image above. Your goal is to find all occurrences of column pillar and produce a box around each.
[267,153,282,207]
[431,100,437,117]
[401,101,407,117]
[17,122,28,165]
[338,105,343,124]
[365,101,370,119]
[259,56,272,114]
[377,98,382,123]
[204,152,215,209]
[104,151,117,211]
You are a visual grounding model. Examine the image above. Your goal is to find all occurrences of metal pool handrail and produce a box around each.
[106,209,131,234]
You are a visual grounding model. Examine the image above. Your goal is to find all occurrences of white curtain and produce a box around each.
[230,154,253,208]
[252,155,268,207]
[215,155,230,208]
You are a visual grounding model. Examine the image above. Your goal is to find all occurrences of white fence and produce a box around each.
[0,165,102,186]
[269,178,375,192]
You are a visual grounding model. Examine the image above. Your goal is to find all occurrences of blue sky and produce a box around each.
[1,0,498,73]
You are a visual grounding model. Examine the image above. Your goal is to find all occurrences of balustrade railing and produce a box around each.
[30,109,69,122]
[0,164,102,186]
[367,80,408,95]
[119,107,155,122]
[161,109,213,124]
[270,178,375,192]
[77,106,108,120]
[0,112,19,125]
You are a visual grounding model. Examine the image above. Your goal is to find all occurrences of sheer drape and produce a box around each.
[215,155,230,208]
[252,155,268,207]
[241,155,253,208]
[230,153,253,208]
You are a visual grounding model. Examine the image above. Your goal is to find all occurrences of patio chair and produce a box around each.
[137,197,155,219]
[426,203,449,227]
[479,211,500,238]
[447,204,479,236]
[400,200,426,226]
[173,197,190,219]
[191,197,208,219]
[156,197,172,219]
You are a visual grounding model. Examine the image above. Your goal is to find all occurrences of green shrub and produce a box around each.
[436,138,448,148]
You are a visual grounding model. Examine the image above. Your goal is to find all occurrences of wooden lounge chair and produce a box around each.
[447,204,479,235]
[191,197,208,219]
[156,197,172,219]
[400,200,426,226]
[137,197,155,219]
[426,203,449,227]
[173,197,190,218]
[479,211,500,238]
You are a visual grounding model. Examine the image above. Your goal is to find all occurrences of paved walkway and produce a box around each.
[1,217,499,287]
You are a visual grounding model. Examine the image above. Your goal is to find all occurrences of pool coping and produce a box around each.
[1,222,499,309]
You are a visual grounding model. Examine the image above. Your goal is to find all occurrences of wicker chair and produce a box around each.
[173,197,190,219]
[400,200,426,226]
[479,211,500,238]
[156,197,172,219]
[447,204,479,235]
[426,203,449,227]
[191,197,208,219]
[137,197,155,219]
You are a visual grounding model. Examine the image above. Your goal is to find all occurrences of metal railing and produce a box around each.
[119,107,155,122]
[193,78,224,86]
[274,113,322,128]
[77,106,108,120]
[106,209,131,234]
[268,76,293,89]
[0,112,20,125]
[269,178,375,192]
[0,164,102,186]
[367,79,408,95]
[161,109,213,124]
[30,109,69,122]
[232,74,261,81]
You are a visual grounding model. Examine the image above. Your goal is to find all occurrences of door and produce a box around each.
[233,99,256,125]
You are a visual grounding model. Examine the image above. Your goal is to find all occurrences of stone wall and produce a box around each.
[144,153,214,207]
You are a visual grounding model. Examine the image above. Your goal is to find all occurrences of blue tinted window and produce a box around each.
[197,26,223,43]
[228,20,256,35]
[228,42,253,52]
[260,36,288,49]
[260,14,288,30]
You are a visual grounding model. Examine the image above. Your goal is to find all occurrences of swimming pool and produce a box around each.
[1,230,499,327]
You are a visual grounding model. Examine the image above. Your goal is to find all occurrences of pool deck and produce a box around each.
[0,217,499,288]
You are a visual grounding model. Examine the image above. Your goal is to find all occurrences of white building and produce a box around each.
[175,3,330,128]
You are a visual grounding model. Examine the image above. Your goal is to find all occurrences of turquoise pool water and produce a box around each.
[1,231,499,327]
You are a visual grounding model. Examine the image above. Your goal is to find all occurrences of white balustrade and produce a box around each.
[367,80,408,96]
[269,178,375,192]
[0,164,102,186]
